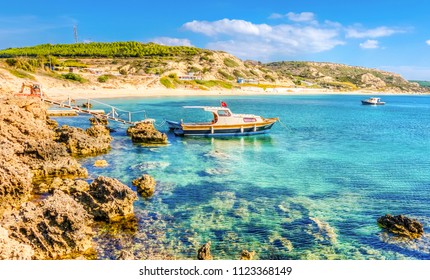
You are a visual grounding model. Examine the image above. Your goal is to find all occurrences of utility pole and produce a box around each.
[73,25,78,43]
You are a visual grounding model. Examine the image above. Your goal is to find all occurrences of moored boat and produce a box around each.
[361,97,385,105]
[166,103,278,137]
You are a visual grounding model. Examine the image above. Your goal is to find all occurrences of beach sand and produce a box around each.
[42,86,382,101]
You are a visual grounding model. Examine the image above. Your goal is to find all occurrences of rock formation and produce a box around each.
[197,241,213,260]
[74,176,137,222]
[1,190,94,259]
[126,122,168,144]
[360,73,386,89]
[94,159,109,167]
[0,95,86,213]
[56,124,112,156]
[89,116,108,126]
[132,174,156,197]
[240,250,256,260]
[377,214,424,239]
[0,225,34,260]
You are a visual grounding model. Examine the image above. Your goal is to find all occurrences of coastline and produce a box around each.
[43,86,430,100]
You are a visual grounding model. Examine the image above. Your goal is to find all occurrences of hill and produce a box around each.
[0,42,427,94]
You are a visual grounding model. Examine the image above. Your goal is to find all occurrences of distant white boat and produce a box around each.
[166,103,278,137]
[361,97,385,105]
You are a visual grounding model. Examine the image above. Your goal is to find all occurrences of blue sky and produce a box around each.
[1,0,430,79]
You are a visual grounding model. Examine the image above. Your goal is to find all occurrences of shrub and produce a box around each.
[218,70,234,81]
[97,75,110,83]
[223,58,239,67]
[160,77,175,88]
[61,60,88,68]
[62,73,86,83]
[8,69,35,80]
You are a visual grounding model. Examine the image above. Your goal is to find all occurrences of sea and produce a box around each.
[53,94,430,260]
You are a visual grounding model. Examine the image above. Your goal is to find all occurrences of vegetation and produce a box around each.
[410,80,430,88]
[160,77,175,88]
[218,69,235,80]
[97,74,115,83]
[0,42,202,58]
[62,60,88,68]
[223,57,239,67]
[195,79,233,89]
[8,69,35,80]
[61,73,86,83]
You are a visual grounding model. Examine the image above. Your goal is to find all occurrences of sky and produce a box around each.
[1,0,430,80]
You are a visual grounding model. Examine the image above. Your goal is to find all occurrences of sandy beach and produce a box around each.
[42,85,399,101]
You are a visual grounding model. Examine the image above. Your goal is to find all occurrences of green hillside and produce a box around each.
[0,42,203,58]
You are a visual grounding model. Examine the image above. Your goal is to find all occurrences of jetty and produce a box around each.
[41,95,152,125]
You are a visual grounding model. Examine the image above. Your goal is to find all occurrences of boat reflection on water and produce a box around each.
[181,134,276,151]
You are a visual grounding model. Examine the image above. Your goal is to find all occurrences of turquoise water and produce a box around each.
[55,94,430,260]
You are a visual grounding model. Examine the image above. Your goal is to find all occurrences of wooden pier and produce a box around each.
[41,96,152,125]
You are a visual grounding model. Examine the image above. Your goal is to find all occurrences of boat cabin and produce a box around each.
[183,106,262,126]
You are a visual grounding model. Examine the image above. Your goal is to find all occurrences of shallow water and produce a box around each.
[55,94,430,260]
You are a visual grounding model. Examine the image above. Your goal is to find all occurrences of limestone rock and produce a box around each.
[126,122,168,144]
[89,116,108,126]
[377,214,424,239]
[37,177,89,195]
[74,176,137,221]
[2,190,94,259]
[56,124,112,156]
[197,241,213,260]
[361,73,386,89]
[94,159,109,167]
[132,174,156,197]
[0,225,34,260]
[240,250,256,260]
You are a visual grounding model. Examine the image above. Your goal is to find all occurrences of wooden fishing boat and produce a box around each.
[166,103,278,137]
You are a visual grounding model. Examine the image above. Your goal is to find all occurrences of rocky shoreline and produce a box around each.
[0,90,154,259]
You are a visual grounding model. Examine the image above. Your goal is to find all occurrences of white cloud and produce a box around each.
[269,13,283,19]
[346,26,404,38]
[269,12,316,23]
[151,37,192,46]
[360,39,379,49]
[426,40,430,46]
[182,14,407,61]
[182,19,271,37]
[287,12,315,22]
[182,18,344,60]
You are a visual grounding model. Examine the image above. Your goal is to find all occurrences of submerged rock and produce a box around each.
[94,159,109,167]
[1,190,94,259]
[377,214,424,239]
[74,176,137,222]
[197,241,213,260]
[126,122,168,144]
[240,250,256,260]
[132,174,156,198]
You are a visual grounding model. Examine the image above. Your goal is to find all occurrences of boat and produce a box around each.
[361,97,385,105]
[166,103,278,137]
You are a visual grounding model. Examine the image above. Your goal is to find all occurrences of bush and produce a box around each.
[62,73,86,83]
[223,58,239,67]
[218,70,234,81]
[8,69,35,80]
[97,75,110,83]
[61,60,88,68]
[160,77,175,88]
